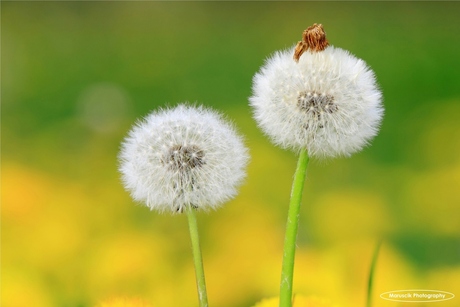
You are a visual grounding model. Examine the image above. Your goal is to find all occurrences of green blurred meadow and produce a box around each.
[2,2,460,307]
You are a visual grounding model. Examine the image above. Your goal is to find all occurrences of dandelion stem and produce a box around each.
[279,148,309,307]
[186,207,209,307]
[366,239,382,307]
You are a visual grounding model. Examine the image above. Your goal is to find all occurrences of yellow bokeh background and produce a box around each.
[2,2,460,307]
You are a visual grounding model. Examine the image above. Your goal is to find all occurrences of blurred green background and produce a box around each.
[2,2,460,307]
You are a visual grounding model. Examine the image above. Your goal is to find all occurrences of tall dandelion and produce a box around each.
[119,104,249,307]
[249,24,383,307]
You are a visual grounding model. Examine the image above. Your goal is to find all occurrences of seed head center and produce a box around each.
[297,91,337,115]
[164,144,205,171]
[297,91,338,128]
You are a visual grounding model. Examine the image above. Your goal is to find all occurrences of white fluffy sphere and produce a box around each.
[250,46,383,158]
[119,104,249,213]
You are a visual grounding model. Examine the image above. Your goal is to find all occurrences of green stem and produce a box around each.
[279,148,310,307]
[366,239,382,307]
[186,207,209,307]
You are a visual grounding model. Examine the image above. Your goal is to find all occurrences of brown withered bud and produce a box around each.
[293,23,329,62]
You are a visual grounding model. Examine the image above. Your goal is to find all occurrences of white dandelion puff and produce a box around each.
[119,104,249,213]
[250,24,383,158]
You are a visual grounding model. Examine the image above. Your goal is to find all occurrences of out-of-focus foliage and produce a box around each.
[2,2,459,307]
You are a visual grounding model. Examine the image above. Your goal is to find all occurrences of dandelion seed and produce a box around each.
[250,24,383,158]
[119,104,249,213]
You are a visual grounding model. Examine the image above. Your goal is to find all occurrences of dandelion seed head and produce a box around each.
[250,45,384,158]
[119,104,249,213]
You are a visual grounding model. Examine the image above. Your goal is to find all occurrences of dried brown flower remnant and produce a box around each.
[293,23,329,62]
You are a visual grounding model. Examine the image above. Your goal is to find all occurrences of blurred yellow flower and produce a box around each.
[252,295,336,307]
[95,297,153,307]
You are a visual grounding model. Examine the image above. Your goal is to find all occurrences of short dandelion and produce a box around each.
[119,104,249,307]
[249,24,383,307]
